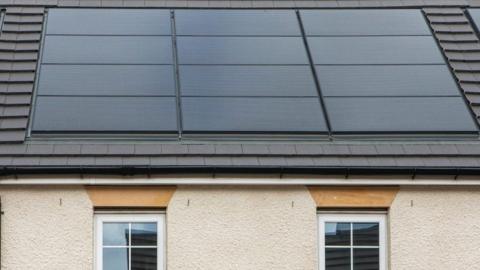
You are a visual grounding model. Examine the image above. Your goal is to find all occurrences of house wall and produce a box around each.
[0,185,479,270]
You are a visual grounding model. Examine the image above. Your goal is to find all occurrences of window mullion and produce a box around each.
[128,223,132,270]
[350,223,353,270]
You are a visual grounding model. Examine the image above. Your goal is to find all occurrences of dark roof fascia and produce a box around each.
[0,165,478,177]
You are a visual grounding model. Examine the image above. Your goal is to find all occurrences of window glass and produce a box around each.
[319,214,385,270]
[97,215,164,270]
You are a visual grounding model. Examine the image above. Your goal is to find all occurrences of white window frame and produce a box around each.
[95,213,165,270]
[318,213,387,270]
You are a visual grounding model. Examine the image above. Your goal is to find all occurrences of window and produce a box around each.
[318,214,386,270]
[95,214,165,270]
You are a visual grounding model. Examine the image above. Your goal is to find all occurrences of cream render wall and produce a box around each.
[0,186,93,270]
[167,186,318,270]
[0,185,479,270]
[389,187,480,270]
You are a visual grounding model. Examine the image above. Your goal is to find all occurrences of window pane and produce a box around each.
[131,248,157,270]
[132,223,157,246]
[103,223,129,246]
[103,248,129,270]
[353,248,379,270]
[325,222,350,246]
[325,248,351,270]
[353,223,379,246]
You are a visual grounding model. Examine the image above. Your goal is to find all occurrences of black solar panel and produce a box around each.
[31,8,478,137]
[302,9,477,134]
[38,65,175,96]
[301,10,431,36]
[43,36,173,64]
[33,97,178,132]
[180,66,317,97]
[46,9,171,35]
[182,98,327,133]
[326,97,477,133]
[175,10,300,36]
[177,37,308,65]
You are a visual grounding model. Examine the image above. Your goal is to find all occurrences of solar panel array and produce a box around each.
[32,9,478,138]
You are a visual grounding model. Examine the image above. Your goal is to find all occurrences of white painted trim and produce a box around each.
[318,213,387,270]
[0,176,480,186]
[94,214,165,270]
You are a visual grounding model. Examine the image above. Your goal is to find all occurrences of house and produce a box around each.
[1,0,480,269]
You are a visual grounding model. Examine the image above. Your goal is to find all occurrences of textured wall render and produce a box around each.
[167,185,318,270]
[390,187,480,270]
[0,185,480,270]
[0,186,93,270]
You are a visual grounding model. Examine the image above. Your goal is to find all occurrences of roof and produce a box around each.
[3,0,480,177]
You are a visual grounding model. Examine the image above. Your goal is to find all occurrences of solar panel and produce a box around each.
[308,36,444,65]
[33,9,177,135]
[180,66,317,97]
[301,10,431,36]
[46,9,171,35]
[38,65,175,96]
[175,10,300,36]
[303,9,477,134]
[326,97,477,133]
[31,8,478,137]
[177,37,308,65]
[182,98,327,133]
[317,65,459,97]
[33,97,178,132]
[43,36,173,64]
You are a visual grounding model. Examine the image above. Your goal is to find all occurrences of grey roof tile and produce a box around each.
[0,144,27,154]
[340,157,370,167]
[58,0,80,6]
[268,144,296,155]
[122,157,150,166]
[11,156,39,165]
[242,144,269,155]
[348,145,378,155]
[312,157,342,166]
[231,156,259,166]
[448,157,479,167]
[107,144,135,155]
[149,157,177,166]
[321,145,351,155]
[423,157,453,167]
[285,157,315,166]
[66,157,95,166]
[394,157,426,167]
[0,130,25,142]
[81,144,108,155]
[375,144,405,155]
[39,157,68,166]
[402,144,433,155]
[53,144,82,155]
[162,144,188,154]
[428,144,459,155]
[215,144,243,155]
[145,0,167,7]
[366,157,397,167]
[0,157,12,165]
[123,0,146,6]
[95,157,121,166]
[78,0,101,6]
[258,157,287,166]
[455,144,480,155]
[176,156,205,166]
[315,0,339,7]
[134,144,162,155]
[187,144,215,154]
[295,144,323,155]
[204,156,233,166]
[26,144,53,155]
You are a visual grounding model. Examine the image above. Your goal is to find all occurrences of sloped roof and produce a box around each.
[2,1,480,176]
